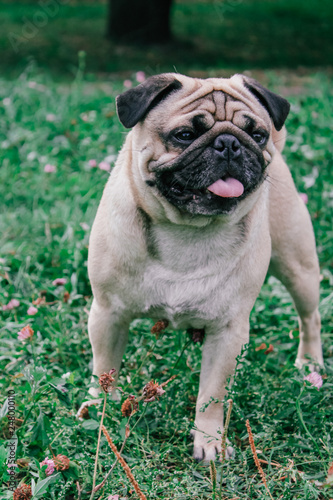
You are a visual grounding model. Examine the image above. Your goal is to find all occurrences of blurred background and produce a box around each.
[2,0,333,80]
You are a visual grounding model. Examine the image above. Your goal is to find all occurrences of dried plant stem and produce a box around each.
[160,374,177,387]
[76,480,82,500]
[246,419,274,500]
[89,393,107,500]
[93,436,126,493]
[258,459,281,468]
[210,460,217,500]
[93,411,134,493]
[220,399,233,464]
[102,425,148,500]
[219,399,233,499]
[48,443,56,459]
[93,376,174,495]
[94,404,149,492]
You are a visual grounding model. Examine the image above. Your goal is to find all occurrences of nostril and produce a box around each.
[231,139,240,152]
[216,141,225,152]
[213,137,225,152]
[213,134,241,157]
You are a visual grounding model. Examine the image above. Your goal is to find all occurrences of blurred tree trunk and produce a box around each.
[107,0,173,43]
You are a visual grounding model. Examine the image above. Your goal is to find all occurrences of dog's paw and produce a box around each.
[191,429,234,462]
[295,355,324,371]
[295,357,315,371]
[88,385,121,400]
[76,385,122,419]
[295,338,324,370]
[76,398,103,420]
[88,386,102,398]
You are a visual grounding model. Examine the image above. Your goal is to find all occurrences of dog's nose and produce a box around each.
[212,134,241,160]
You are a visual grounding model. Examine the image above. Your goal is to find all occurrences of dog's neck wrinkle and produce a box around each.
[137,207,161,260]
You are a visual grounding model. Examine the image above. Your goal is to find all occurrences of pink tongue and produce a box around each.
[207,177,244,198]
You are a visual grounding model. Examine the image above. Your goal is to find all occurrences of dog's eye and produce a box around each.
[252,132,267,145]
[174,130,196,143]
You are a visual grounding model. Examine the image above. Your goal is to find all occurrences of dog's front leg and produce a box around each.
[192,320,249,462]
[88,297,131,398]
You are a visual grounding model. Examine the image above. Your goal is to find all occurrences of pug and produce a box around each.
[87,73,323,461]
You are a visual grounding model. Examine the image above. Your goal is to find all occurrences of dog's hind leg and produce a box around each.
[268,155,323,367]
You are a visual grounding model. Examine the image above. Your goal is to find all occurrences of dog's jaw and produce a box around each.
[153,142,266,217]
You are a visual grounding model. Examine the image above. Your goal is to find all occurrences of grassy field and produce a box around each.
[1,0,333,78]
[0,1,333,498]
[0,62,332,499]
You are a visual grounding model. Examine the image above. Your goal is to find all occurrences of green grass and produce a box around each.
[0,64,332,499]
[1,0,333,78]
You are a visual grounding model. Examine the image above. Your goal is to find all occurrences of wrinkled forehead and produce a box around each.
[146,74,271,132]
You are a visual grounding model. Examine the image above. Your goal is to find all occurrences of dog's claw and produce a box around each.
[191,429,234,463]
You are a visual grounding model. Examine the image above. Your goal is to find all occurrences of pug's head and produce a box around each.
[116,73,290,216]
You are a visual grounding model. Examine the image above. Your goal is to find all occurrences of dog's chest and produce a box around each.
[138,222,244,329]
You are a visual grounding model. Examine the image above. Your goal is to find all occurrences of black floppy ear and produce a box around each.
[243,77,290,131]
[116,74,182,128]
